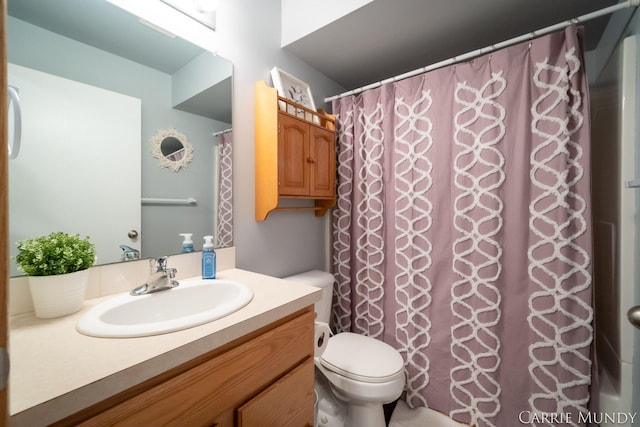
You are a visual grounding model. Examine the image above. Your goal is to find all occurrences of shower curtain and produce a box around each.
[215,131,233,248]
[331,26,594,427]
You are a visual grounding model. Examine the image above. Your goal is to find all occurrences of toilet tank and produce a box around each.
[283,270,334,323]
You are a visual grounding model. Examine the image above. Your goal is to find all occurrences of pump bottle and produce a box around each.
[202,235,216,279]
[179,233,194,253]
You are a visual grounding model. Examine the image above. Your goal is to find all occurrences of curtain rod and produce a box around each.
[324,0,639,103]
[212,128,232,137]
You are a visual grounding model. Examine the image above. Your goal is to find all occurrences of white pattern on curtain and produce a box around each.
[331,26,593,427]
[216,131,233,248]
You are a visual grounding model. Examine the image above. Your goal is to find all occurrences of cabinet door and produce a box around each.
[309,126,335,198]
[237,358,314,427]
[278,113,309,196]
[77,310,314,427]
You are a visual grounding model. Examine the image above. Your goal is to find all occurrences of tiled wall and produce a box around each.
[9,247,236,316]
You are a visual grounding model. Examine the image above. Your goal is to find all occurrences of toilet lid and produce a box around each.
[319,332,404,383]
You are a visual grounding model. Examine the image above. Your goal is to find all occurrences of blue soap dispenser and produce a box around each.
[179,233,194,253]
[202,235,216,279]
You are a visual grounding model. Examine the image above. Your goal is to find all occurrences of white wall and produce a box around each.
[590,10,640,421]
[280,0,373,46]
[213,0,345,277]
[624,14,640,420]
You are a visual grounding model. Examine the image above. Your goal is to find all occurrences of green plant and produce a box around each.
[15,232,96,276]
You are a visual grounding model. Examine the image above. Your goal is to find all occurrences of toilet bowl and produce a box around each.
[284,270,406,427]
[317,332,405,427]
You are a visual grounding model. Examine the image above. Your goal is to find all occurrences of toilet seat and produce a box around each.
[319,332,404,383]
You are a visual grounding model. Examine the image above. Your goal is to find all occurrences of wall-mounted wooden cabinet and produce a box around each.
[255,81,336,221]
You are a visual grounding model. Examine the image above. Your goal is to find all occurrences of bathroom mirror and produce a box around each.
[152,128,194,172]
[6,0,233,276]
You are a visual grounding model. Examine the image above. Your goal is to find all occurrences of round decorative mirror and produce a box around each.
[151,128,194,172]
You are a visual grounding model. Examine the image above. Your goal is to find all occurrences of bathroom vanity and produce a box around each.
[9,269,320,426]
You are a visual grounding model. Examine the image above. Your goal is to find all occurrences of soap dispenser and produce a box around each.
[202,235,216,279]
[180,233,194,253]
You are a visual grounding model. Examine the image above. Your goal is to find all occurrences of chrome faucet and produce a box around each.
[119,244,140,261]
[130,256,179,296]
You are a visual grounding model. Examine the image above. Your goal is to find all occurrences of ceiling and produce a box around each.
[284,0,624,91]
[9,0,627,99]
[7,0,202,74]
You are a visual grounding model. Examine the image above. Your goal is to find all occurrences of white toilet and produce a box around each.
[284,270,406,427]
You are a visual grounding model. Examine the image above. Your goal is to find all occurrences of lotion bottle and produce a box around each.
[202,235,216,279]
[179,233,194,253]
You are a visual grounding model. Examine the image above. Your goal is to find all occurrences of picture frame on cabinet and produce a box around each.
[270,67,317,122]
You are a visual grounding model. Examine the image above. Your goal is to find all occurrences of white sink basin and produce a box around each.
[76,279,253,338]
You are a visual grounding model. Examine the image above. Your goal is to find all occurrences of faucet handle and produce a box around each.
[165,267,177,279]
[151,256,168,272]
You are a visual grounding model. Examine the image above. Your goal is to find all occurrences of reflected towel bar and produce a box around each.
[625,179,640,188]
[141,197,197,205]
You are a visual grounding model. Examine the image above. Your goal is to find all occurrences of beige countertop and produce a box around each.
[9,268,321,426]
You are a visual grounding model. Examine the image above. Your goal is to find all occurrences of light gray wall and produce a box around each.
[214,0,345,277]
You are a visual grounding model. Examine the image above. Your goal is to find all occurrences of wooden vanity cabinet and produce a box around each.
[62,308,315,427]
[255,80,337,220]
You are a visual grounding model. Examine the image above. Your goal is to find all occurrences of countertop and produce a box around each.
[9,268,321,426]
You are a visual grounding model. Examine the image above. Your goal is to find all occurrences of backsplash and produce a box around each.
[9,247,236,316]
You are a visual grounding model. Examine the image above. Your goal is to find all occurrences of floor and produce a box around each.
[388,401,467,427]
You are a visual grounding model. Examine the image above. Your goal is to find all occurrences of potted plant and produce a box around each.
[15,231,96,318]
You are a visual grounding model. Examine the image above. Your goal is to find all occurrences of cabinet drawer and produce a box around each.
[237,357,314,427]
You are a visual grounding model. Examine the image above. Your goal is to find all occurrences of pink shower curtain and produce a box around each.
[216,131,233,248]
[331,26,594,427]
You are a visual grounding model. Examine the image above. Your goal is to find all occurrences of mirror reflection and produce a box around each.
[7,0,233,276]
[151,128,195,172]
[161,138,186,159]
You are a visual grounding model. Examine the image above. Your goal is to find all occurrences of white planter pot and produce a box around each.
[28,269,89,319]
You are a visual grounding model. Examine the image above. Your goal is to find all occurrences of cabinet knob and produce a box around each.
[307,157,315,163]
